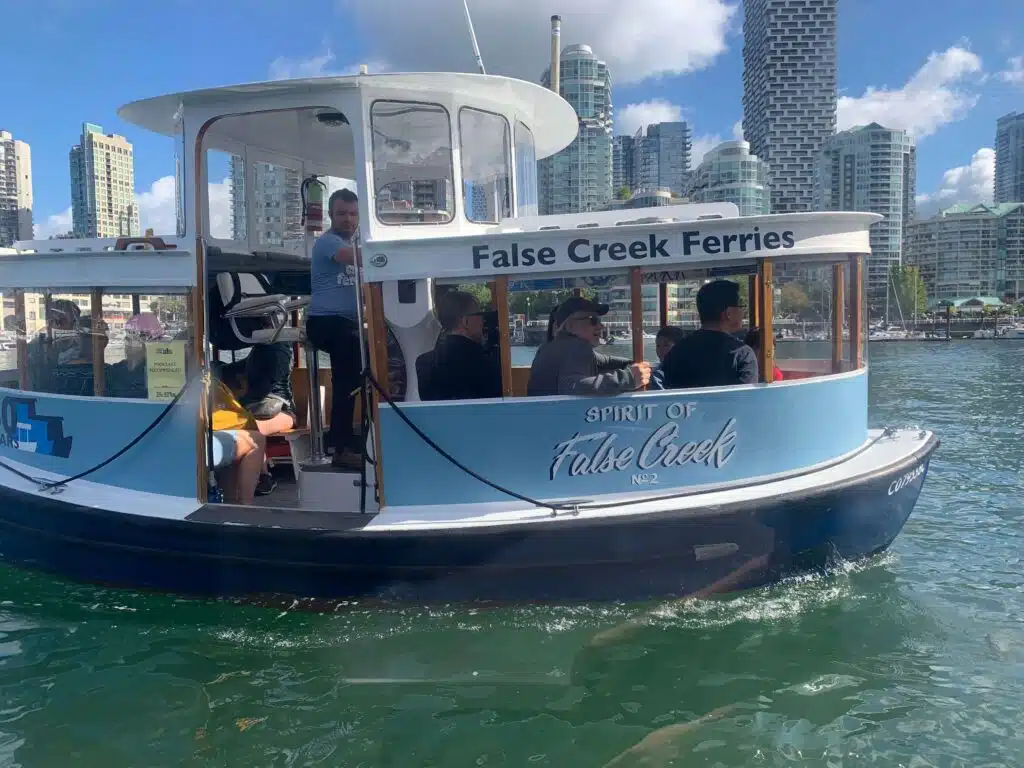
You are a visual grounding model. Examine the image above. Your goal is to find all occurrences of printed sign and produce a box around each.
[0,395,73,458]
[145,340,187,401]
[551,402,736,486]
[471,228,795,274]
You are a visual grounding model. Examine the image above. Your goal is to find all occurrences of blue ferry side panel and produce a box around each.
[0,387,198,498]
[379,370,869,506]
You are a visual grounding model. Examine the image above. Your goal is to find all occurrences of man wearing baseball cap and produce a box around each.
[527,296,652,396]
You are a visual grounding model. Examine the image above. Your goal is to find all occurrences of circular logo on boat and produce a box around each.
[370,253,388,268]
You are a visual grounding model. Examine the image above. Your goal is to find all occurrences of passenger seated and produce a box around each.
[417,290,502,401]
[651,326,686,390]
[661,280,759,389]
[744,328,784,382]
[106,314,164,398]
[527,297,651,396]
[210,377,266,505]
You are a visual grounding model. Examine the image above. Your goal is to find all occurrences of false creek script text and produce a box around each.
[471,228,797,271]
[549,401,738,483]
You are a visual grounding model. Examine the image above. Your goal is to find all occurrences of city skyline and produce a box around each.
[1,1,1021,237]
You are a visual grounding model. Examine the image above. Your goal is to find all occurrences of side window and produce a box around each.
[514,120,539,217]
[459,108,512,224]
[371,101,454,224]
[3,288,190,400]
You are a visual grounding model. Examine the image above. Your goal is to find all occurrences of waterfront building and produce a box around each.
[689,140,770,217]
[69,123,139,238]
[0,130,32,246]
[742,0,838,213]
[816,123,916,302]
[904,203,1024,303]
[995,112,1024,205]
[538,44,613,214]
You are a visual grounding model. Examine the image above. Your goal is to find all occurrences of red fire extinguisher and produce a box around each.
[301,175,328,233]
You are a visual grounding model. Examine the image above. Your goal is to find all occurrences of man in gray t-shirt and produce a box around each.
[306,188,364,469]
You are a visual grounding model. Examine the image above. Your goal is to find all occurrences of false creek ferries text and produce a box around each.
[470,228,798,270]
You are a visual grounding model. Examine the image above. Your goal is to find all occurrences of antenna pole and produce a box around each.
[462,0,486,74]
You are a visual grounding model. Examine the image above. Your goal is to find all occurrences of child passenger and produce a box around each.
[651,326,686,390]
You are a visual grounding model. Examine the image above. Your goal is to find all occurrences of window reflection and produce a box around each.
[459,108,511,224]
[371,101,454,224]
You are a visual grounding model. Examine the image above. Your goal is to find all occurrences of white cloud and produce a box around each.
[732,120,744,141]
[616,99,683,135]
[915,147,994,218]
[837,46,984,139]
[690,133,725,167]
[268,48,387,80]
[33,208,72,240]
[132,174,233,240]
[998,56,1024,85]
[341,0,736,84]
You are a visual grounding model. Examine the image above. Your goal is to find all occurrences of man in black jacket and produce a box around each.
[661,279,759,389]
[417,290,502,401]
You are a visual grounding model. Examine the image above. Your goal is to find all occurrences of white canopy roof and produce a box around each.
[117,72,579,161]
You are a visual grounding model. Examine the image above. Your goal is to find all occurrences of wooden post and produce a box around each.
[658,283,669,328]
[14,290,28,390]
[831,263,845,373]
[756,259,774,383]
[491,276,514,397]
[362,282,390,506]
[629,266,644,365]
[847,254,863,369]
[188,280,206,503]
[90,288,106,396]
[748,273,761,328]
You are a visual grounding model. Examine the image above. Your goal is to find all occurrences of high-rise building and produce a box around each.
[539,44,613,214]
[229,156,302,248]
[612,134,636,194]
[69,123,139,239]
[0,130,32,246]
[995,112,1024,205]
[643,122,691,197]
[742,0,838,214]
[816,124,916,302]
[904,203,1024,303]
[613,123,692,197]
[689,140,770,216]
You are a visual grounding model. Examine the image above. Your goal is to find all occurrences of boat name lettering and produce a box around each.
[549,418,737,480]
[888,464,925,495]
[0,433,19,450]
[471,229,796,271]
[584,402,696,423]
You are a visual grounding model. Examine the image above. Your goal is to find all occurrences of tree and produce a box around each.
[888,265,928,316]
[617,186,632,201]
[455,283,493,309]
[778,281,809,316]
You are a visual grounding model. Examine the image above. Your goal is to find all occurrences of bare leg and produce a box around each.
[232,431,266,505]
[253,412,295,437]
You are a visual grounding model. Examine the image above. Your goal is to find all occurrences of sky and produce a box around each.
[1,0,1022,239]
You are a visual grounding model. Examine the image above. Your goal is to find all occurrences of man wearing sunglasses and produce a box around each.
[528,297,652,397]
[660,279,759,389]
[417,290,502,401]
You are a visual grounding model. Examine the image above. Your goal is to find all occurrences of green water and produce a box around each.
[2,341,1024,766]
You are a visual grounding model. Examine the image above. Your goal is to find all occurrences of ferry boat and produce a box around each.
[0,71,938,603]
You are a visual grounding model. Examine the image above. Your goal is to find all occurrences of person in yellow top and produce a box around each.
[211,379,266,505]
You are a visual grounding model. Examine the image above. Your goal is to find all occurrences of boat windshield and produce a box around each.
[371,101,455,225]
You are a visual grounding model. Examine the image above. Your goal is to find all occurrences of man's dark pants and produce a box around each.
[305,314,363,455]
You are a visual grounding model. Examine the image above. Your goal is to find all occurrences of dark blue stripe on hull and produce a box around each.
[0,437,937,602]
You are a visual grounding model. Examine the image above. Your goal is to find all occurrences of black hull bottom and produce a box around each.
[0,437,937,603]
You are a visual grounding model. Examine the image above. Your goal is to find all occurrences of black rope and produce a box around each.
[362,370,570,511]
[363,369,902,514]
[0,379,192,493]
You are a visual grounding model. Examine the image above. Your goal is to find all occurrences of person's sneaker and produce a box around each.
[331,451,364,471]
[255,472,278,496]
